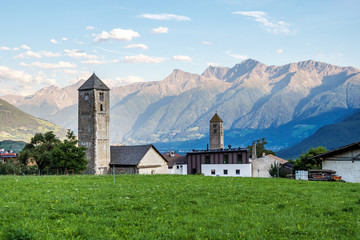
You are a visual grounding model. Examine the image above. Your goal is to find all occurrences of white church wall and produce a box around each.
[137,147,168,174]
[201,164,252,177]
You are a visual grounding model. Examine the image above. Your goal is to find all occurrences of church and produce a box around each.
[78,74,168,175]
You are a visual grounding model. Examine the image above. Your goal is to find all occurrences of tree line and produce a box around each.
[0,130,87,175]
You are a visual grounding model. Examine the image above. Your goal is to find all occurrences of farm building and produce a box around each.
[186,113,251,177]
[251,154,290,178]
[110,145,168,174]
[162,151,187,175]
[311,141,360,183]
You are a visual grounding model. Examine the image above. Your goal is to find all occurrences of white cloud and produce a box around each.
[14,50,61,59]
[124,54,165,64]
[20,45,31,50]
[202,41,211,45]
[62,37,68,41]
[63,69,77,74]
[139,13,191,21]
[226,51,248,60]
[277,49,284,54]
[207,62,219,67]
[50,38,58,44]
[124,44,148,50]
[94,28,140,42]
[81,59,120,65]
[152,26,169,34]
[14,50,42,59]
[1,45,31,51]
[114,76,145,86]
[86,26,94,30]
[232,11,294,35]
[64,49,98,59]
[0,66,33,84]
[21,61,77,69]
[41,51,61,57]
[172,55,192,61]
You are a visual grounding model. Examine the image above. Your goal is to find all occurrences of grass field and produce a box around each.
[0,175,359,239]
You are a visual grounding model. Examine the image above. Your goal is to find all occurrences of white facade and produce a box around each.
[321,146,360,183]
[168,163,188,175]
[201,164,252,177]
[252,156,277,178]
[137,147,168,174]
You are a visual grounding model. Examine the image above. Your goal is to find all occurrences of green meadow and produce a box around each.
[0,175,359,239]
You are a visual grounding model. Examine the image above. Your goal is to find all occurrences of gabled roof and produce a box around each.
[310,141,360,160]
[265,154,288,164]
[210,113,223,122]
[78,73,110,91]
[110,145,167,166]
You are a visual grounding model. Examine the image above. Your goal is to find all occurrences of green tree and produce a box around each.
[292,146,327,172]
[51,130,87,174]
[247,138,275,158]
[268,162,287,178]
[19,131,60,174]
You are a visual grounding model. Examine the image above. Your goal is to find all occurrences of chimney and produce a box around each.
[252,141,257,159]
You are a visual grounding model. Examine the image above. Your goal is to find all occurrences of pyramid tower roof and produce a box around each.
[210,113,223,122]
[78,73,110,91]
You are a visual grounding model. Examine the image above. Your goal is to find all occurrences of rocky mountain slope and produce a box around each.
[0,99,66,142]
[2,59,360,149]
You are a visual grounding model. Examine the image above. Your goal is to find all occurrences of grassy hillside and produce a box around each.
[0,99,66,142]
[0,175,359,239]
[277,109,360,159]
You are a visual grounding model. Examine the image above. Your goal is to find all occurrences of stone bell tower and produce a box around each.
[78,73,110,174]
[210,113,224,150]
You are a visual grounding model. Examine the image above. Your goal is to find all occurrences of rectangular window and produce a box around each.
[236,169,240,175]
[99,92,104,101]
[224,169,228,175]
[211,169,215,175]
[237,153,243,164]
[224,154,228,164]
[205,155,210,164]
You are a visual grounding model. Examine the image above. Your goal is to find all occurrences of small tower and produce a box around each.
[78,73,110,174]
[210,113,224,150]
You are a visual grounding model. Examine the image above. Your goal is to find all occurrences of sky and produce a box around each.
[0,0,359,96]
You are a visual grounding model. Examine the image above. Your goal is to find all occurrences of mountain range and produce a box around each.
[1,59,360,154]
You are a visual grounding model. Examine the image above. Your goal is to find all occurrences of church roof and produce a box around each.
[210,113,223,122]
[110,145,167,166]
[78,73,110,91]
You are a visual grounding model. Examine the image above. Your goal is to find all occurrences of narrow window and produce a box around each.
[205,155,210,164]
[84,93,89,101]
[224,155,228,164]
[224,169,228,175]
[237,153,243,164]
[236,169,240,175]
[211,169,216,175]
[100,104,103,111]
[99,92,104,101]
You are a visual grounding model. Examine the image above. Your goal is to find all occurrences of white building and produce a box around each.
[251,154,289,178]
[201,164,252,177]
[312,141,360,183]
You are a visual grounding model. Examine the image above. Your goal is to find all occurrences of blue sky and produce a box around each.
[0,0,359,95]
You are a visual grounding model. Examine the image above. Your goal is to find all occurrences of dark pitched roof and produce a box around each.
[210,113,223,122]
[110,145,167,166]
[78,73,110,91]
[309,141,360,160]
